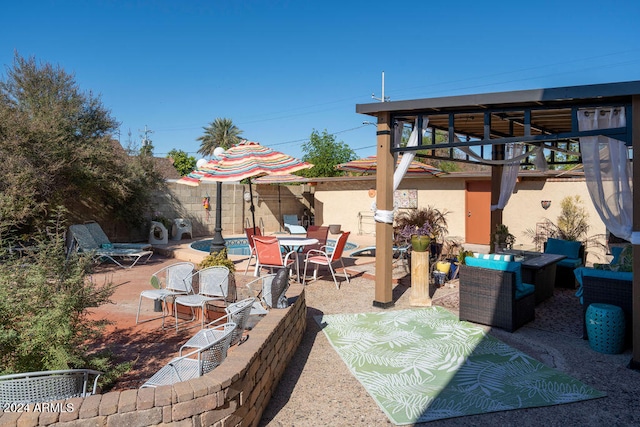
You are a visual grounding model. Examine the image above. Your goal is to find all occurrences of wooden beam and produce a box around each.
[374,112,394,308]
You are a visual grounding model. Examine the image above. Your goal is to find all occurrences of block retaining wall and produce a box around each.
[1,282,306,427]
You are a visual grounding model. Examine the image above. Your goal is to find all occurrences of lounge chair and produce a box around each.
[67,224,153,268]
[283,215,306,234]
[84,221,152,251]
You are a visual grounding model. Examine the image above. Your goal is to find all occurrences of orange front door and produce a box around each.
[465,181,491,244]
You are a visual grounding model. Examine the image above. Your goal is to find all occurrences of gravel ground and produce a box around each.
[257,272,640,427]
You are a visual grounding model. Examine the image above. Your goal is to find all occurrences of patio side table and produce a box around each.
[585,303,626,354]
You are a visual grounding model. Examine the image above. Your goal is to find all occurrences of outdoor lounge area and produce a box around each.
[4,79,640,426]
[3,235,639,426]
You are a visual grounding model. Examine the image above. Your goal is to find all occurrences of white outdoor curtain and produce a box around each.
[578,107,633,242]
[491,143,525,211]
[374,119,427,224]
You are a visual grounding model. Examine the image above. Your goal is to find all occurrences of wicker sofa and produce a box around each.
[575,268,633,348]
[459,261,535,332]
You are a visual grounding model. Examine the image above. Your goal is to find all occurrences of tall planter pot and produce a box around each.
[410,246,432,307]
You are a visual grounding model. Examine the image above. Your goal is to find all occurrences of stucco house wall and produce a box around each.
[149,173,607,263]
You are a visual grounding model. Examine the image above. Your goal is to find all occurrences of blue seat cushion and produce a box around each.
[516,282,535,300]
[464,257,525,295]
[557,258,582,269]
[545,238,581,259]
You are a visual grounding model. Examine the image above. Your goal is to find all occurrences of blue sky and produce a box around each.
[3,0,640,161]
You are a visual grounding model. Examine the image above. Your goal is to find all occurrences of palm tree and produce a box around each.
[197,118,243,157]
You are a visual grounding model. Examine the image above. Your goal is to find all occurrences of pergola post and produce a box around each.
[373,112,394,308]
[631,95,640,369]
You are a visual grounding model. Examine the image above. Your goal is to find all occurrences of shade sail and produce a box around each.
[335,155,445,176]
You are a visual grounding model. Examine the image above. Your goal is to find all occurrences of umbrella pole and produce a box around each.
[249,179,256,234]
[278,185,282,232]
[210,181,226,254]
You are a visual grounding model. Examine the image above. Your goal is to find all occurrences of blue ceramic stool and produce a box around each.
[586,303,626,354]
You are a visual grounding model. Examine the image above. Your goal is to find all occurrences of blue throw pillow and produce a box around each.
[545,238,581,259]
[473,253,513,262]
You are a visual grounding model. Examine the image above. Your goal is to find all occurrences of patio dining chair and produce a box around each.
[174,266,230,331]
[244,226,263,275]
[303,231,351,289]
[136,262,195,329]
[301,225,329,255]
[140,322,236,388]
[253,236,299,280]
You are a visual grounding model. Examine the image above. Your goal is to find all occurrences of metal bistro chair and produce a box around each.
[140,322,236,388]
[136,262,195,329]
[180,297,255,352]
[174,266,230,331]
[0,369,102,404]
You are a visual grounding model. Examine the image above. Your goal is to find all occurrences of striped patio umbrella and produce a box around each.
[178,140,313,230]
[192,140,313,183]
[335,155,445,176]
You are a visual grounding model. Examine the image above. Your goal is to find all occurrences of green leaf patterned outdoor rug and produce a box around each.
[315,307,605,425]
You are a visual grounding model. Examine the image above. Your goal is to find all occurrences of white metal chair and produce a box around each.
[245,274,276,315]
[173,266,229,331]
[0,369,102,404]
[253,236,299,280]
[140,322,236,388]
[136,262,195,329]
[303,231,351,289]
[180,297,255,352]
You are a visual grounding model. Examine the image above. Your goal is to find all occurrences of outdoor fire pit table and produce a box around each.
[498,250,566,304]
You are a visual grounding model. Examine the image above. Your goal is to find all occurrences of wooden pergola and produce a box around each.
[356,80,640,369]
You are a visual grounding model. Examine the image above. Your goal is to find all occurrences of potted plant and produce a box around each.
[399,223,432,252]
[395,206,449,253]
[493,224,516,252]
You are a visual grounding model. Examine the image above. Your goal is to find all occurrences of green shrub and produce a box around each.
[199,248,236,273]
[0,210,127,390]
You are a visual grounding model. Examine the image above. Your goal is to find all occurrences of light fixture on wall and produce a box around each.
[541,200,551,210]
